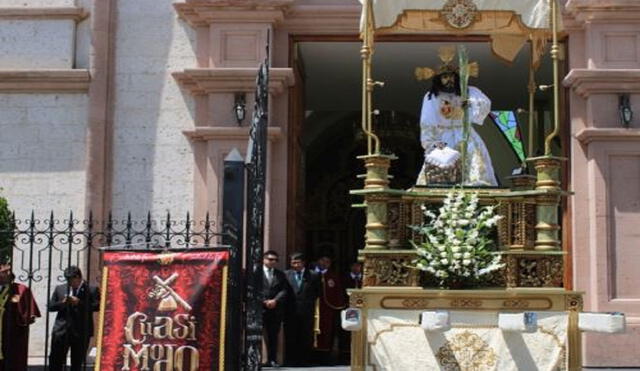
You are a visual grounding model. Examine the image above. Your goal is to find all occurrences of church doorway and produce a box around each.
[290,39,559,269]
[302,110,422,272]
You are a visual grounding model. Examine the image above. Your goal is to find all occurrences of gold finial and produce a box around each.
[158,253,176,265]
[466,61,480,78]
[438,46,456,64]
[415,67,435,81]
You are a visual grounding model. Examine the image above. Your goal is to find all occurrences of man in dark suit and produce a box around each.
[284,253,320,367]
[48,266,100,371]
[343,261,363,290]
[313,255,347,365]
[262,250,289,368]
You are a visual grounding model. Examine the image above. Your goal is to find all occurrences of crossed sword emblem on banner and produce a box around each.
[149,272,192,312]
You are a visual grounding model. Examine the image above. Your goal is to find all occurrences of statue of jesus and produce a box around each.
[415,47,498,187]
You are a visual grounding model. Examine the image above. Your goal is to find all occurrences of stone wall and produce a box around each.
[0,19,75,69]
[0,94,88,218]
[0,2,90,362]
[110,0,196,220]
[1,0,75,6]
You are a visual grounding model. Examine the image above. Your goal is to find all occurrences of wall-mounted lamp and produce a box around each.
[233,93,246,126]
[619,93,633,128]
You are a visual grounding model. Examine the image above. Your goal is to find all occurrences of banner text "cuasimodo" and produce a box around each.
[122,312,199,370]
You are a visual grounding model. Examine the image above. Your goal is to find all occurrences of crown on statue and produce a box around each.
[415,46,479,81]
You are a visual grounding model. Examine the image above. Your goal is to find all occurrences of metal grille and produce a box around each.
[1,211,223,369]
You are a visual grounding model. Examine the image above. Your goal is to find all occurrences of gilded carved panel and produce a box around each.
[505,254,564,288]
[497,200,536,250]
[363,254,419,287]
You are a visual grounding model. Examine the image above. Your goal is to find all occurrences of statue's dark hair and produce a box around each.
[427,72,461,99]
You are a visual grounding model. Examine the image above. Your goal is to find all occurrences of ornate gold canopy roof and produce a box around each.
[359,0,563,67]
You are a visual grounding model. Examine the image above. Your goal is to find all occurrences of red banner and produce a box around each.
[95,250,229,371]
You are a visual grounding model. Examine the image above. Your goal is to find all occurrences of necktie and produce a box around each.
[266,268,273,284]
[296,271,302,288]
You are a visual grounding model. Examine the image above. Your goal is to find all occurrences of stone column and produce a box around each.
[173,0,295,254]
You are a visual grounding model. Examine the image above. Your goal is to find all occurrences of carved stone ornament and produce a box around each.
[436,331,498,370]
[441,0,479,29]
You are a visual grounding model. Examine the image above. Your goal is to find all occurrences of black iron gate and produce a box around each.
[243,47,270,370]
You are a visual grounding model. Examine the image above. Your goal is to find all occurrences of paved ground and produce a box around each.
[266,369,640,371]
[269,368,640,371]
[27,366,640,370]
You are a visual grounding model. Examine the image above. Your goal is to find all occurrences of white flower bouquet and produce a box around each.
[411,190,503,288]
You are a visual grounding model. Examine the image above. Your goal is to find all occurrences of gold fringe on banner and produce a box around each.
[313,298,321,348]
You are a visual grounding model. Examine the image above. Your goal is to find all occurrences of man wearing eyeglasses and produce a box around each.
[262,250,289,368]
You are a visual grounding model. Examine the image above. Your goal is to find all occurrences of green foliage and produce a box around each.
[0,194,12,263]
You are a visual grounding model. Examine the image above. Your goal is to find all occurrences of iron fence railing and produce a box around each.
[1,211,226,369]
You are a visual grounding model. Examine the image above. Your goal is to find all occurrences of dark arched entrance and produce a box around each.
[303,110,422,273]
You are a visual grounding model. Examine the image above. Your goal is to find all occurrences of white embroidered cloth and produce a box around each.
[367,309,568,371]
[425,146,461,169]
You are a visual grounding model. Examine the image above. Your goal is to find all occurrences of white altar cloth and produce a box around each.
[367,309,568,371]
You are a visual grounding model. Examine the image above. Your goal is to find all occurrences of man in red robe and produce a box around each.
[313,255,346,364]
[0,263,41,371]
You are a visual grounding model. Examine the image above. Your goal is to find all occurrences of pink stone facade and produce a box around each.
[564,0,640,365]
[0,0,639,366]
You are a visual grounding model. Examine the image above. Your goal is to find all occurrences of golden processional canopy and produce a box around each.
[359,0,563,67]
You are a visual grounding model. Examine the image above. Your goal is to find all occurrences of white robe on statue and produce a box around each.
[416,86,498,186]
